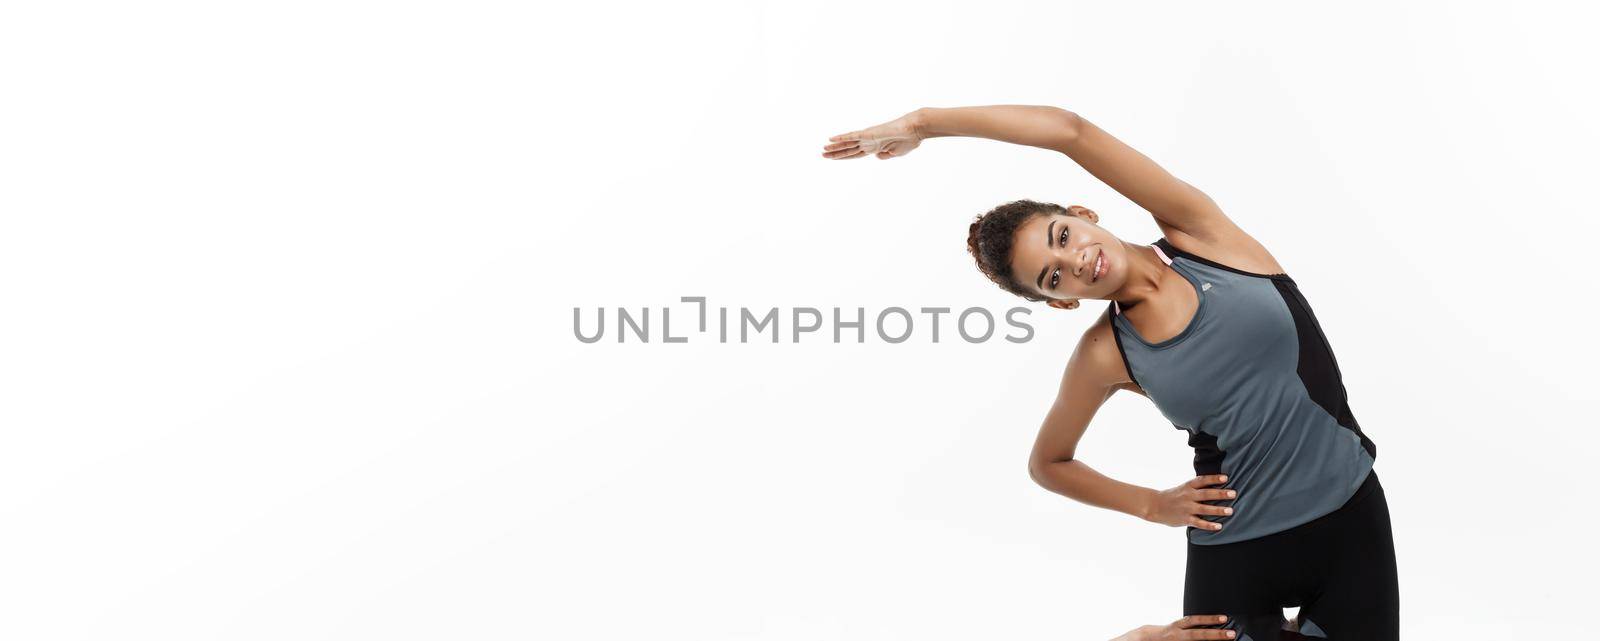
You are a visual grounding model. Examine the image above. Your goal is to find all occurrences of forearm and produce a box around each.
[910,105,1079,152]
[1030,458,1156,521]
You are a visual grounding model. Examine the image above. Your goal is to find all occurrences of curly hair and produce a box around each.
[965,199,1070,302]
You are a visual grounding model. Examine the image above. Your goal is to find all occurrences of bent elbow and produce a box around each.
[1027,455,1069,487]
[1051,108,1083,142]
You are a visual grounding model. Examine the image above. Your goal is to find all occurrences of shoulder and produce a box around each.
[1158,224,1288,278]
[1064,307,1137,390]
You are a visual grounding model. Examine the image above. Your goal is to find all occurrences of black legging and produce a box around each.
[1183,470,1399,640]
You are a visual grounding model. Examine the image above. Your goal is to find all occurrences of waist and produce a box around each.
[1189,467,1380,548]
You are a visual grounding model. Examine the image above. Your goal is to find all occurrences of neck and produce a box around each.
[1110,240,1168,311]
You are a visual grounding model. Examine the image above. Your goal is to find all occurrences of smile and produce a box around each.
[1092,252,1106,283]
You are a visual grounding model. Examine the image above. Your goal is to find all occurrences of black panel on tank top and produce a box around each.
[1269,278,1377,460]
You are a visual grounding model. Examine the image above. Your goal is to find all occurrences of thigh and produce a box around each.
[1297,482,1400,639]
[1185,539,1296,641]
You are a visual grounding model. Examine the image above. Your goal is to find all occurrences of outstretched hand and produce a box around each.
[821,112,924,160]
[1114,615,1236,641]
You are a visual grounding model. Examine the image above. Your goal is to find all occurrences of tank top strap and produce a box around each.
[1152,242,1174,265]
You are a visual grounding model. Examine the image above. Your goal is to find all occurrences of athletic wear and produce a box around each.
[1183,470,1399,641]
[1107,238,1377,545]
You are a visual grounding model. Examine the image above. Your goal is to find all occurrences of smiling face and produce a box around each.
[1007,206,1128,308]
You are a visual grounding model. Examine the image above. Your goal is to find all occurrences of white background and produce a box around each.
[4,1,1597,639]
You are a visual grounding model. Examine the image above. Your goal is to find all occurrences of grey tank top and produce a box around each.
[1109,238,1376,545]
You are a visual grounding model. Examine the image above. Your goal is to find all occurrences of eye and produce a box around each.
[1051,268,1060,288]
[1059,226,1069,246]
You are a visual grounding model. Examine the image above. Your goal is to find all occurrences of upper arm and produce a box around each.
[1054,110,1288,275]
[1028,316,1133,470]
[1053,110,1233,242]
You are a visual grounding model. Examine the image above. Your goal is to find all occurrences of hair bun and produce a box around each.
[965,200,1063,303]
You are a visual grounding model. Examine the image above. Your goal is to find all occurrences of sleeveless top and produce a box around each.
[1108,238,1376,545]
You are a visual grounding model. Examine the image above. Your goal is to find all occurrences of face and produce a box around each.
[1008,206,1125,309]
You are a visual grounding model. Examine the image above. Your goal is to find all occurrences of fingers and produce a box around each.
[1191,502,1234,517]
[1188,516,1223,531]
[822,140,861,159]
[1195,488,1238,502]
[1172,615,1229,629]
[1187,474,1228,489]
[1180,629,1236,640]
[822,140,882,158]
[822,134,868,159]
[1170,615,1234,639]
[823,144,867,159]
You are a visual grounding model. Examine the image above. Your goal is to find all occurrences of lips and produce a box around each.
[1091,251,1106,283]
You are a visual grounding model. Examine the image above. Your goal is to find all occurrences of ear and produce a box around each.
[1067,204,1099,224]
[1046,298,1080,310]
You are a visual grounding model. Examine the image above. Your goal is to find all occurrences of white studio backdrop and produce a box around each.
[3,1,1596,639]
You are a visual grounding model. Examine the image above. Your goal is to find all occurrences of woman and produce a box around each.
[822,106,1398,641]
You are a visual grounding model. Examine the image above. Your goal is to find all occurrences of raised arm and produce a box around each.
[1041,110,1229,241]
[824,104,1075,161]
[823,105,1281,270]
[915,106,1230,240]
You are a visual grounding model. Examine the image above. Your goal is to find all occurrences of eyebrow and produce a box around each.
[1035,221,1056,290]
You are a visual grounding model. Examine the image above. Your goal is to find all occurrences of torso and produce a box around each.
[1113,263,1201,346]
[1112,229,1283,346]
[1106,237,1377,545]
